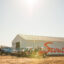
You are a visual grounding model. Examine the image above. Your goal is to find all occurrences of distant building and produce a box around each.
[12,34,64,55]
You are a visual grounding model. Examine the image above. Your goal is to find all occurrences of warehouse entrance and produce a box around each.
[16,42,20,50]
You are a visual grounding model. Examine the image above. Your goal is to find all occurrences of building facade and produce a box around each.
[12,34,64,55]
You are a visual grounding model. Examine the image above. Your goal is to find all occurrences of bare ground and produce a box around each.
[0,56,64,64]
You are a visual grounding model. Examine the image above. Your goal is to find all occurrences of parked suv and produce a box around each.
[1,47,12,55]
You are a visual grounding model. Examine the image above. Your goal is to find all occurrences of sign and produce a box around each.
[44,42,64,53]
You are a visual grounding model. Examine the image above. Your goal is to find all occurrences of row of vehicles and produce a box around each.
[0,47,47,58]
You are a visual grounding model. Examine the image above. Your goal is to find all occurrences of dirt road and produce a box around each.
[0,56,64,64]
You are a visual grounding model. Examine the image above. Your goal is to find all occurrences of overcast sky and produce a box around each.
[0,0,64,46]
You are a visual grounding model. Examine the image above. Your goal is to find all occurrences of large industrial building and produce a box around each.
[12,34,64,55]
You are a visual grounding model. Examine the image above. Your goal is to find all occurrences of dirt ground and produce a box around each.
[0,56,64,64]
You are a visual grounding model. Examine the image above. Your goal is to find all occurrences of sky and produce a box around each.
[0,0,64,47]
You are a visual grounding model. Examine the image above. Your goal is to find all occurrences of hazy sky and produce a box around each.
[0,0,64,46]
